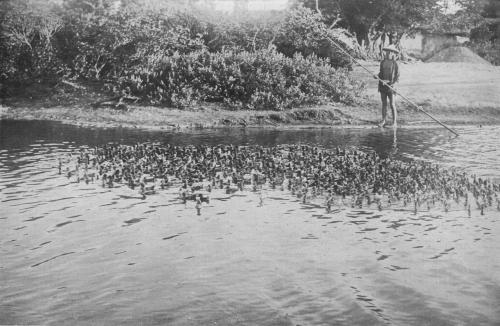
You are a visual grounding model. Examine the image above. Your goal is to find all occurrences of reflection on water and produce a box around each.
[1,120,500,325]
[2,120,498,181]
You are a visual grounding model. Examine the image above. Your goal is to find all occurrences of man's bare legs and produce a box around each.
[380,93,387,126]
[389,93,397,127]
[380,92,397,127]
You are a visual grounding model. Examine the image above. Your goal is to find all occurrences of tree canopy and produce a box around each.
[299,0,492,46]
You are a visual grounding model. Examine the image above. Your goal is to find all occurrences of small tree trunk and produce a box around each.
[315,0,321,15]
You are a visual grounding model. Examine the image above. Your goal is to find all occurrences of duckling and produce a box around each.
[143,184,155,195]
[108,176,114,188]
[225,184,238,194]
[62,142,500,215]
[365,194,372,206]
[181,190,187,204]
[66,168,73,180]
[350,194,356,208]
[128,178,136,190]
[195,196,202,216]
[302,187,308,204]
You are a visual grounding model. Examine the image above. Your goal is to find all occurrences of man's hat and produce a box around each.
[382,44,399,53]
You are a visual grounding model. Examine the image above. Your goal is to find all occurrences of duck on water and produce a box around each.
[59,143,499,215]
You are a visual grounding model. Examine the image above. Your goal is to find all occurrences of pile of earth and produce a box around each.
[426,46,491,64]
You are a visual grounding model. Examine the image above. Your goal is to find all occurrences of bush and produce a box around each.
[0,1,64,85]
[194,10,282,53]
[1,1,365,110]
[58,4,206,82]
[119,47,364,109]
[467,40,500,65]
[175,6,360,69]
[274,6,359,69]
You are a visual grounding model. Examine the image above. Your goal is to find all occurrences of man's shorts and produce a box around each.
[378,82,395,95]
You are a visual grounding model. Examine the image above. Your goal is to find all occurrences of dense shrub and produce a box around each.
[59,4,206,81]
[198,6,360,69]
[194,11,282,53]
[0,0,365,110]
[467,40,500,65]
[119,48,364,109]
[0,1,64,85]
[274,6,360,69]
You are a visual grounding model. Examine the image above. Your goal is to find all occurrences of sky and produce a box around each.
[210,0,461,14]
[212,0,289,12]
[247,0,289,11]
[438,0,461,14]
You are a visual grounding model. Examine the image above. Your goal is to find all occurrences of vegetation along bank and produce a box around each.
[1,0,499,128]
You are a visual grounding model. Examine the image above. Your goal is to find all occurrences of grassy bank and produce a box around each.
[2,61,500,130]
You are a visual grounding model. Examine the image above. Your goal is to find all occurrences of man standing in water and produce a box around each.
[376,44,400,128]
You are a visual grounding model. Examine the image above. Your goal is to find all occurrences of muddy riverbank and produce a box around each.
[1,62,499,130]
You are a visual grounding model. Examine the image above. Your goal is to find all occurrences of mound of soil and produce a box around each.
[426,46,491,64]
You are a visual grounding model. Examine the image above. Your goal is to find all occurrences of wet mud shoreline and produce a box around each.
[2,62,499,131]
[1,102,499,132]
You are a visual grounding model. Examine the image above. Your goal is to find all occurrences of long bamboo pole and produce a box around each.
[326,36,459,136]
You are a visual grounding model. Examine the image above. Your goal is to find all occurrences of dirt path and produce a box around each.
[352,61,500,124]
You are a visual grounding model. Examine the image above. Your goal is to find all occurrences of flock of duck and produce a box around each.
[59,143,500,216]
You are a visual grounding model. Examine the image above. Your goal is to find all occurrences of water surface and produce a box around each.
[1,120,499,325]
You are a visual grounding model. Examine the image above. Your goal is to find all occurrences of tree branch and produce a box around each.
[315,0,322,16]
[61,79,86,89]
[82,1,96,10]
[252,27,261,51]
[329,14,342,29]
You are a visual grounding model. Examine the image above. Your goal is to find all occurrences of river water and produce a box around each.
[1,120,499,325]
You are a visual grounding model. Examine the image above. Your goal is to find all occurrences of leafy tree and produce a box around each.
[198,10,284,52]
[0,0,63,84]
[275,6,361,67]
[299,0,438,50]
[467,0,500,64]
[427,0,488,34]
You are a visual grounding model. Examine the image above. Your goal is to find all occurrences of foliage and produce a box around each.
[428,0,498,65]
[190,10,282,53]
[59,1,206,81]
[275,6,360,68]
[300,0,437,46]
[426,1,486,35]
[0,1,364,110]
[467,39,500,65]
[0,1,63,84]
[162,6,360,67]
[300,0,498,63]
[118,48,364,109]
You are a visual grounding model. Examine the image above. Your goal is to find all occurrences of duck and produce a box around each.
[60,142,499,215]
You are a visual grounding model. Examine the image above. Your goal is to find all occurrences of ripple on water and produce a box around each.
[122,218,146,226]
[162,232,186,240]
[1,122,500,325]
[55,221,73,228]
[31,252,75,268]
